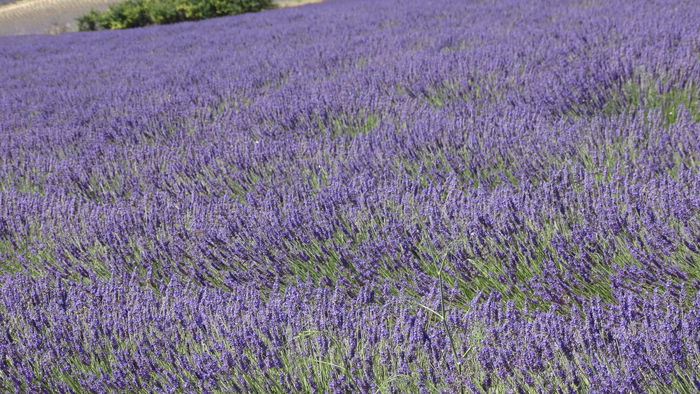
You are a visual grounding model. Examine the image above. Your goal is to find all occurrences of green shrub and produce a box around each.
[77,10,106,31]
[77,0,275,31]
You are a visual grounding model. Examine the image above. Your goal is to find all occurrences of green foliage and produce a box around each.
[602,79,700,125]
[564,76,700,126]
[77,0,275,31]
[76,10,105,32]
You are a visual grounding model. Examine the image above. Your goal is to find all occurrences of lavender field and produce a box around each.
[1,0,700,391]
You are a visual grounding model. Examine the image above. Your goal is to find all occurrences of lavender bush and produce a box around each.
[1,0,699,391]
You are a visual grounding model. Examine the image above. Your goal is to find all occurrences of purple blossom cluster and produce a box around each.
[2,275,699,392]
[1,0,699,391]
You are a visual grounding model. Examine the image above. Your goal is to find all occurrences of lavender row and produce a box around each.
[0,0,698,301]
[2,111,699,304]
[1,274,699,392]
[1,0,700,390]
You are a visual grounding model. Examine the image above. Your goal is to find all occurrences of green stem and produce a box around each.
[438,258,464,393]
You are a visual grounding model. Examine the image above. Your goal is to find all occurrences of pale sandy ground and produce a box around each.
[0,0,324,35]
[276,0,322,7]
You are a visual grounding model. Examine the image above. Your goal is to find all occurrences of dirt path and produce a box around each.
[0,0,325,36]
[277,0,324,7]
[0,0,116,35]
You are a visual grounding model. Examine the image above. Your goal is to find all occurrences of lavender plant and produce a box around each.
[1,0,699,391]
